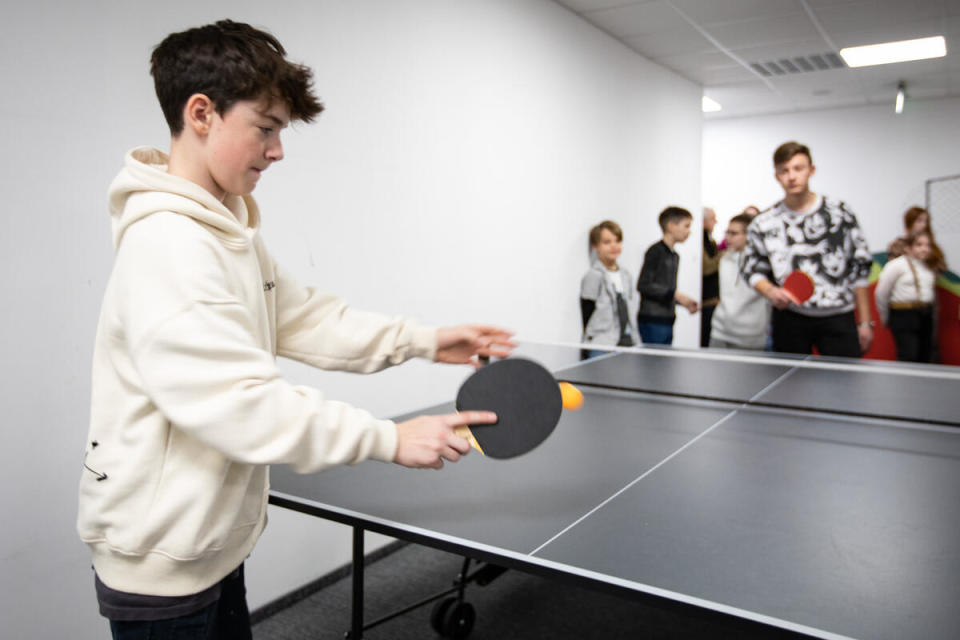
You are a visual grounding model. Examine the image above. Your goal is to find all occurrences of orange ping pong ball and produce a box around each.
[559,381,584,411]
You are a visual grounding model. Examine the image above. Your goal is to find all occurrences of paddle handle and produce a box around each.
[454,425,485,455]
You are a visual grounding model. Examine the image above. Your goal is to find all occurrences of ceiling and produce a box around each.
[553,0,960,119]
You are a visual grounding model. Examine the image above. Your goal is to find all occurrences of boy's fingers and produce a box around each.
[782,288,800,304]
[448,411,497,427]
[448,432,471,454]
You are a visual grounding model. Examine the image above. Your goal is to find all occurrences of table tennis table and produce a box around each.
[269,343,960,639]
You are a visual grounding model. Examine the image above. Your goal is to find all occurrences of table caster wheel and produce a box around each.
[430,597,475,639]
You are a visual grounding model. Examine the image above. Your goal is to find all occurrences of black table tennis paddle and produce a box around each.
[454,357,563,459]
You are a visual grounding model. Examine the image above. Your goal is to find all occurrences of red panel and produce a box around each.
[937,287,960,365]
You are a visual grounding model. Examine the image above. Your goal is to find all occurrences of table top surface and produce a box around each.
[269,344,960,640]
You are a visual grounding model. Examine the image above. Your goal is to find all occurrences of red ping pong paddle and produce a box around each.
[783,270,815,303]
[454,358,563,459]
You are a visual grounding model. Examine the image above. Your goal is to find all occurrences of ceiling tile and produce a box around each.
[704,12,825,51]
[667,0,800,25]
[812,0,948,27]
[698,65,763,85]
[580,1,690,38]
[656,48,740,71]
[623,28,716,58]
[553,0,653,13]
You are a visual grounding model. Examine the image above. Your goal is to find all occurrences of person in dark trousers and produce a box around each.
[636,206,698,345]
[77,20,512,639]
[701,207,720,346]
[875,230,938,362]
[741,141,874,357]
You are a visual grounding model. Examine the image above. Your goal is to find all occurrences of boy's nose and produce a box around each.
[267,140,284,162]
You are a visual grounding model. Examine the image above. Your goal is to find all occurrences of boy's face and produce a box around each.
[593,228,622,265]
[724,222,748,251]
[774,153,815,197]
[205,99,290,198]
[666,218,691,243]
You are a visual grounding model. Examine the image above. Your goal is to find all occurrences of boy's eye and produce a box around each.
[259,127,273,134]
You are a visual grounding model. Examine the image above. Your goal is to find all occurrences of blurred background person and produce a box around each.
[710,213,769,350]
[580,220,637,358]
[701,207,720,346]
[887,206,947,273]
[875,230,937,362]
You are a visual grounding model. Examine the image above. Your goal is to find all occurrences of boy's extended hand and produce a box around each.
[436,325,516,368]
[394,411,497,469]
[674,292,699,314]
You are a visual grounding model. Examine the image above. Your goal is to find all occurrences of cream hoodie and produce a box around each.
[78,147,437,596]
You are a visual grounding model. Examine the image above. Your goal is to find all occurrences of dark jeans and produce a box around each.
[638,320,674,345]
[889,307,934,362]
[771,309,860,358]
[109,567,251,640]
[700,304,716,347]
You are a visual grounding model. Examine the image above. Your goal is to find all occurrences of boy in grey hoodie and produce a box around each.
[710,213,770,349]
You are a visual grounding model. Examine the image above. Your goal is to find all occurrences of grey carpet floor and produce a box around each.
[251,542,790,639]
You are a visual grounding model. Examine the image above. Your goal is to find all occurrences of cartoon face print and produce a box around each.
[786,222,806,244]
[803,211,827,241]
[821,247,847,278]
[795,256,819,277]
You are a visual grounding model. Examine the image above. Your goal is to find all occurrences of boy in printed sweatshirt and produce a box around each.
[78,20,512,638]
[741,141,874,357]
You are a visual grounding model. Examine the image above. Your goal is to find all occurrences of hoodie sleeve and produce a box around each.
[273,261,437,371]
[117,218,398,471]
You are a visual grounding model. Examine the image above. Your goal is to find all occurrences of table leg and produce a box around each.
[349,526,364,639]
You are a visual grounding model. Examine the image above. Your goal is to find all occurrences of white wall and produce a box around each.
[0,1,701,637]
[703,96,960,263]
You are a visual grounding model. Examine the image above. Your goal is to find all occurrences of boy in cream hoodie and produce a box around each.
[78,20,512,638]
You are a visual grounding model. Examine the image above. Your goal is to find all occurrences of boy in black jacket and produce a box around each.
[636,206,699,345]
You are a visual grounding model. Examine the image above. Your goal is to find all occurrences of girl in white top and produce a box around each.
[875,231,937,362]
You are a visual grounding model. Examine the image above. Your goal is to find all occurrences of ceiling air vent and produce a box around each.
[749,52,846,77]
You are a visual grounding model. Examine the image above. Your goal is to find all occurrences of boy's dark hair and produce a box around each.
[730,213,754,228]
[589,220,623,249]
[773,141,812,167]
[657,206,692,231]
[151,20,324,135]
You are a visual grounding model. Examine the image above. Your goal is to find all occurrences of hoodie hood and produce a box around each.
[107,147,261,251]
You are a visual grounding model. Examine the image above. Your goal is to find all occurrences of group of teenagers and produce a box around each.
[580,142,949,364]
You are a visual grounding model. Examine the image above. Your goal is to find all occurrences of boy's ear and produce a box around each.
[184,93,216,136]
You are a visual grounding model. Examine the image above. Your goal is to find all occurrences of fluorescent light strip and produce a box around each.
[702,96,722,113]
[840,35,946,68]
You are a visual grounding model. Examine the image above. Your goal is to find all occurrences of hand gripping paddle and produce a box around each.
[454,358,566,459]
[783,270,815,304]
